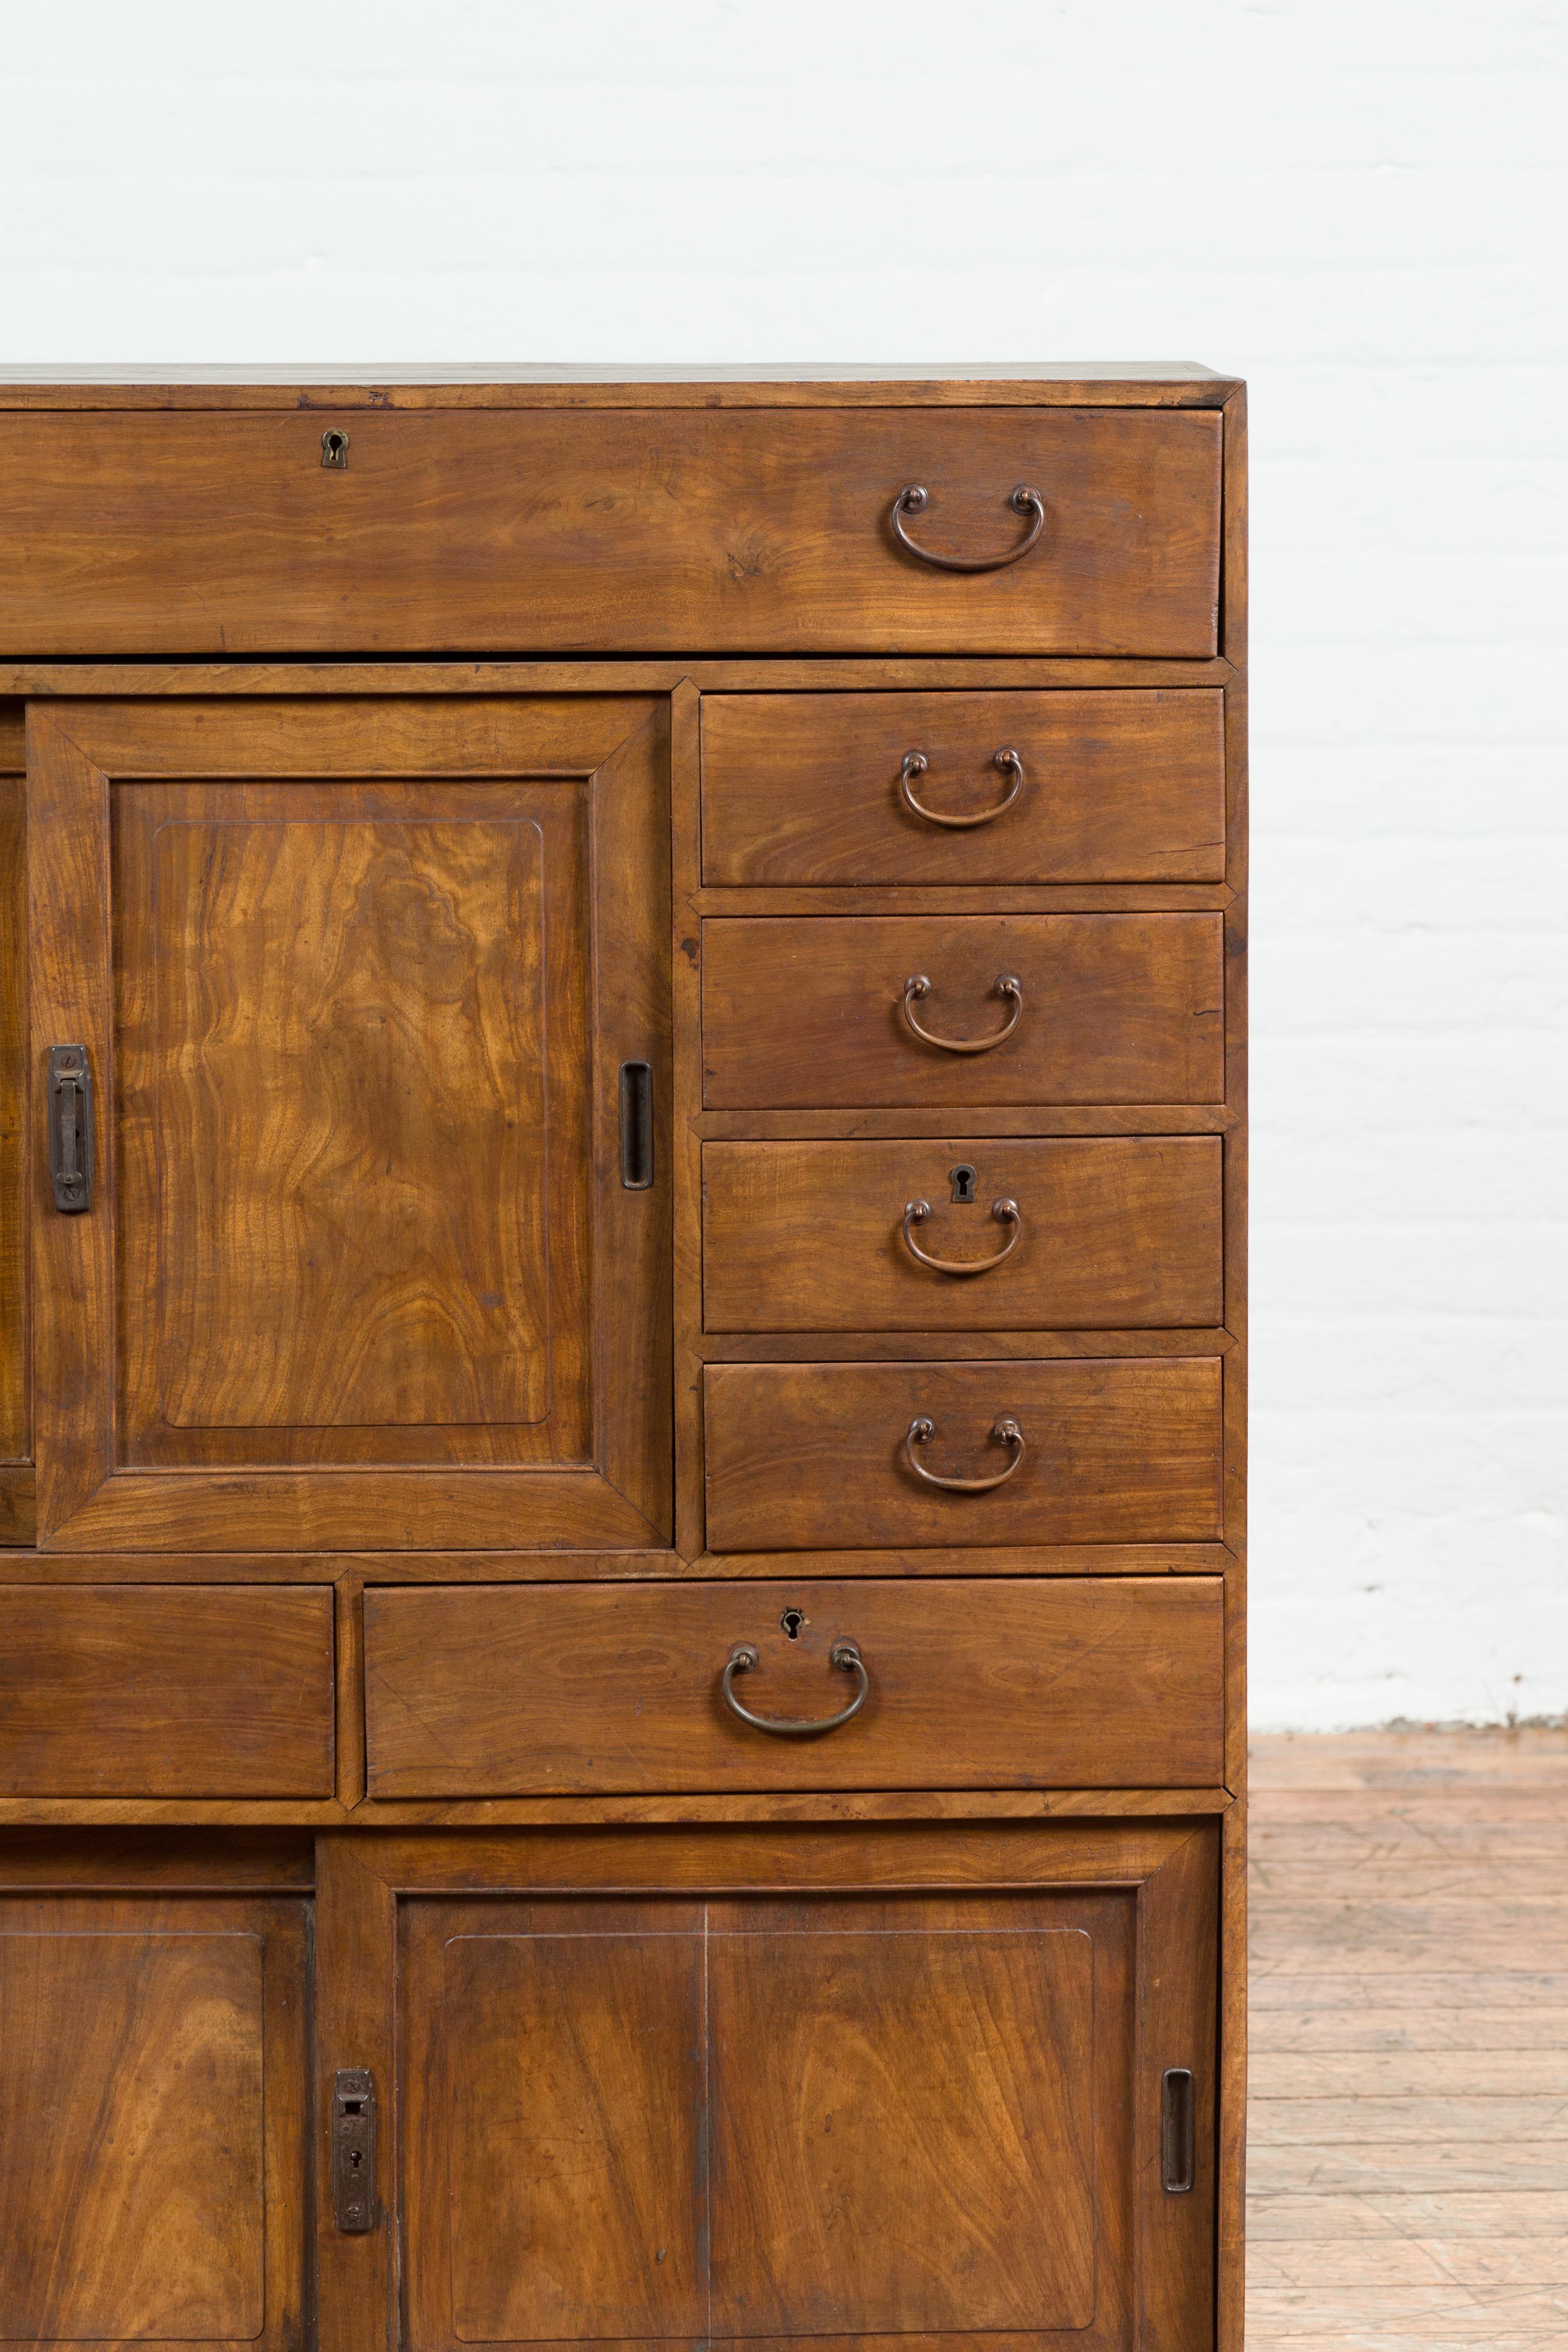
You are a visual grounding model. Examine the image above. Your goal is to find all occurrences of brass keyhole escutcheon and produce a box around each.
[321,428,350,469]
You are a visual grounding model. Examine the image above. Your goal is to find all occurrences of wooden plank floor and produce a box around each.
[1248,1726,1568,2349]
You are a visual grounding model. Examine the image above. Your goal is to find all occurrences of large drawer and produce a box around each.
[701,915,1225,1107]
[0,408,1221,656]
[363,1576,1224,1796]
[701,690,1227,884]
[0,1586,336,1797]
[704,1358,1224,1551]
[703,1136,1224,1330]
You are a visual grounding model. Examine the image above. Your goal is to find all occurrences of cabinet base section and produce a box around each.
[0,1817,1237,2352]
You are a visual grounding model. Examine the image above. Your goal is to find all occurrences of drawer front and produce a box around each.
[701,915,1225,1107]
[363,1576,1224,1796]
[0,408,1220,657]
[0,1587,335,1797]
[703,1137,1224,1331]
[701,691,1227,885]
[705,1358,1224,1551]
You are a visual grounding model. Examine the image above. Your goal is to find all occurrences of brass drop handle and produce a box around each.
[900,747,1024,829]
[890,483,1046,572]
[905,1414,1025,1492]
[722,1640,869,1736]
[903,1196,1020,1277]
[902,972,1023,1054]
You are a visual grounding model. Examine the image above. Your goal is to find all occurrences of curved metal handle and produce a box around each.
[904,1415,1025,1493]
[890,483,1045,573]
[903,1196,1020,1277]
[722,1640,869,1736]
[902,973,1023,1054]
[899,747,1024,830]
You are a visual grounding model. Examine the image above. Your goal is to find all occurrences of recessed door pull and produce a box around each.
[48,1045,94,1213]
[620,1060,654,1188]
[1161,2066,1195,2193]
[331,2067,378,2232]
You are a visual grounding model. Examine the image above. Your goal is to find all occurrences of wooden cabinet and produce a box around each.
[0,367,1245,2352]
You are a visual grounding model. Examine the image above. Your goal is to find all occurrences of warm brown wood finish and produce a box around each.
[363,1576,1224,1796]
[701,688,1226,882]
[0,1586,334,1795]
[0,408,1220,657]
[0,1890,310,2347]
[376,1819,1217,2352]
[0,767,25,1502]
[705,1356,1225,1549]
[703,1135,1224,1329]
[0,373,1245,2352]
[702,913,1225,1106]
[26,696,671,1549]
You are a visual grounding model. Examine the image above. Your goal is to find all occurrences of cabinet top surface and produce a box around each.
[0,361,1240,409]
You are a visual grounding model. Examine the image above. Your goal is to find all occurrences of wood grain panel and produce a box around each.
[0,1893,309,2350]
[704,1356,1224,1550]
[362,1575,1224,1797]
[116,779,582,1460]
[708,1909,1098,2334]
[443,1925,707,2342]
[0,1586,335,1796]
[152,810,551,1429]
[701,914,1225,1108]
[0,408,1221,657]
[0,1929,264,2336]
[702,1135,1224,1331]
[701,688,1226,883]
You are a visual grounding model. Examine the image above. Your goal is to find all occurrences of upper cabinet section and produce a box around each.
[0,406,1222,657]
[26,697,672,1551]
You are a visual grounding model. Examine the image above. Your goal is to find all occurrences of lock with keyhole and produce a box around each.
[949,1163,978,1204]
[330,2068,377,2231]
[320,428,350,470]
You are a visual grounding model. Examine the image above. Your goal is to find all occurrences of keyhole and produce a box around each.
[949,1163,977,1204]
[780,1608,805,1639]
[321,428,350,469]
[348,2150,361,2171]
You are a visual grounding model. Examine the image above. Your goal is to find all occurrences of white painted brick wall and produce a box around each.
[3,0,1565,1727]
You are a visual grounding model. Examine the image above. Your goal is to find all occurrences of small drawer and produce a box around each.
[363,1576,1224,1797]
[701,914,1224,1108]
[701,690,1226,885]
[0,1586,335,1797]
[0,406,1220,657]
[703,1137,1224,1332]
[704,1358,1224,1552]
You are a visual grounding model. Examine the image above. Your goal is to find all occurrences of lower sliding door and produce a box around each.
[317,1822,1218,2352]
[0,1889,311,2351]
